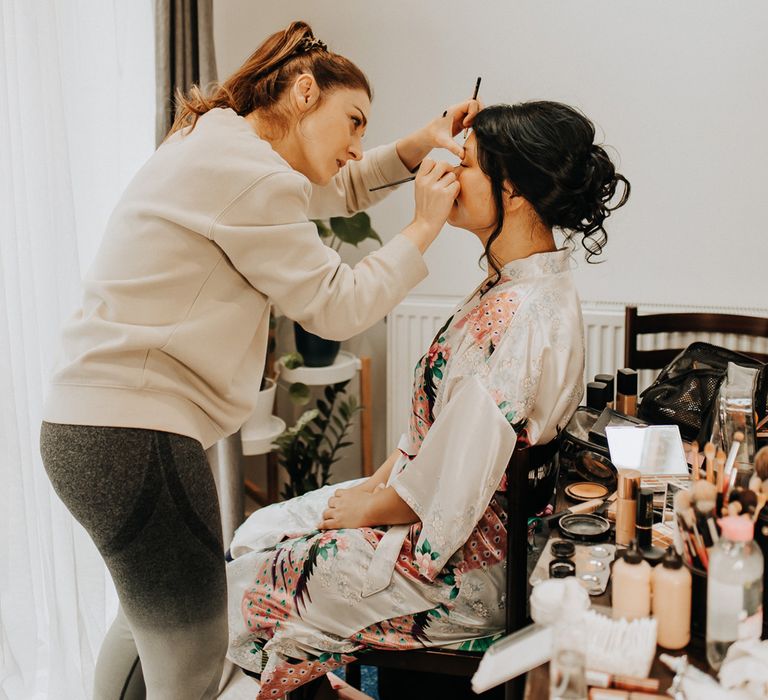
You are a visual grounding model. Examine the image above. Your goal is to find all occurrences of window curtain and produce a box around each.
[153,0,246,546]
[154,0,217,146]
[0,2,154,698]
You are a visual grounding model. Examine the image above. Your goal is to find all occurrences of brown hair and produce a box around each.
[167,21,371,138]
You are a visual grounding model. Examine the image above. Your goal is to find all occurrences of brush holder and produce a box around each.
[752,507,768,639]
[685,561,707,641]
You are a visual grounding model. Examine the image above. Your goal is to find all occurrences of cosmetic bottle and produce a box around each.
[635,487,664,565]
[615,369,638,417]
[652,546,691,649]
[706,516,764,671]
[612,539,651,621]
[586,381,609,412]
[594,374,615,409]
[635,488,653,549]
[615,470,640,546]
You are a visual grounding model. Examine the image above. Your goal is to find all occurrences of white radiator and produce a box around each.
[387,297,768,447]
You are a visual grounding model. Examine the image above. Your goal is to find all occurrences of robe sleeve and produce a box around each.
[389,311,581,580]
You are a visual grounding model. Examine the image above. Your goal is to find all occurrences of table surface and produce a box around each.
[523,478,713,698]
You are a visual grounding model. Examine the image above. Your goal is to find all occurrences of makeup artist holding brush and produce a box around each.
[38,20,478,700]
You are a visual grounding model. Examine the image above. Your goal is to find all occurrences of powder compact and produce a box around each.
[565,481,610,502]
[558,513,611,542]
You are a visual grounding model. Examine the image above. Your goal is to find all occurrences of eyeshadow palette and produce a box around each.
[530,538,616,596]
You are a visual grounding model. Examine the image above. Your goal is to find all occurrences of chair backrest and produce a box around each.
[624,306,768,370]
[505,439,559,635]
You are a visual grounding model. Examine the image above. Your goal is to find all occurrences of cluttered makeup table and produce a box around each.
[522,475,712,699]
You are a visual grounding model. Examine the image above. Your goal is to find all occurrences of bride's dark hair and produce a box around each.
[472,102,630,282]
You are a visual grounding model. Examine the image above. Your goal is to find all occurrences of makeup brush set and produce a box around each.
[673,433,768,570]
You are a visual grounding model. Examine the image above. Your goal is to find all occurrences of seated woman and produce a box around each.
[226,101,630,697]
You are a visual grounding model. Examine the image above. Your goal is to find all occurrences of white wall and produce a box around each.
[214,0,768,474]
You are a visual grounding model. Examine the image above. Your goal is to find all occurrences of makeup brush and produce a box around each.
[730,488,758,517]
[722,431,744,496]
[704,441,716,484]
[689,440,700,481]
[753,492,767,522]
[368,175,415,192]
[715,448,726,492]
[463,76,482,139]
[755,445,768,480]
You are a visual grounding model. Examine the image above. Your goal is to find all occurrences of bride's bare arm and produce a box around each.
[344,448,400,494]
[318,484,417,530]
[318,448,418,529]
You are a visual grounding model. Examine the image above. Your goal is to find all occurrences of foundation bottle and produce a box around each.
[612,539,651,621]
[594,374,615,409]
[615,469,641,546]
[615,368,638,417]
[652,546,691,649]
[586,381,609,411]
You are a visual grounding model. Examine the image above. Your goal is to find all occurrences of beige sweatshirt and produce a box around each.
[43,108,427,449]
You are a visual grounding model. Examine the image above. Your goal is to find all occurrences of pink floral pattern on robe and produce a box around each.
[226,249,585,698]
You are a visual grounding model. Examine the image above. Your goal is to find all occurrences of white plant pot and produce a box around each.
[242,377,277,433]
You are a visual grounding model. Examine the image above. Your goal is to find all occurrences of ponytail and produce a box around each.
[167,21,370,138]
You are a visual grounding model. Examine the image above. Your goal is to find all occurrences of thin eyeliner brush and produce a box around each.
[368,175,416,192]
[463,76,481,139]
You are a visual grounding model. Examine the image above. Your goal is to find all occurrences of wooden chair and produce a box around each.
[343,439,561,700]
[624,305,768,370]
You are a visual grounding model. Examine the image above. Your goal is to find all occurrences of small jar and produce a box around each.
[550,557,577,578]
[551,540,576,559]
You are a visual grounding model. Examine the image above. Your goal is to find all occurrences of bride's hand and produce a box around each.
[318,484,384,530]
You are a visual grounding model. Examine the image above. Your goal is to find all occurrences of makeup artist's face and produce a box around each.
[447,134,497,241]
[295,87,369,185]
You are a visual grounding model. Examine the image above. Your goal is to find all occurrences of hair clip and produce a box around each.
[296,36,328,53]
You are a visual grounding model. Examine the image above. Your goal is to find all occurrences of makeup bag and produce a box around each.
[637,341,768,448]
[559,407,618,487]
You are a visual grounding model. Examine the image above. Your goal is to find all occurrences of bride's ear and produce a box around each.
[502,185,525,215]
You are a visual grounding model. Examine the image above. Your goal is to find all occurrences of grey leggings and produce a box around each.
[40,422,228,700]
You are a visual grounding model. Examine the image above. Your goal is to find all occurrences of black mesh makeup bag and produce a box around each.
[638,341,767,445]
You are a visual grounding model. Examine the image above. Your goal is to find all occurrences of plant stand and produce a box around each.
[275,351,374,484]
[240,414,286,508]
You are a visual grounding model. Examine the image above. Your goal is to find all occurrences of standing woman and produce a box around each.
[39,20,476,699]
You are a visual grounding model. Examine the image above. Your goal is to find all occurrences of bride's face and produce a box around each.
[447,134,498,240]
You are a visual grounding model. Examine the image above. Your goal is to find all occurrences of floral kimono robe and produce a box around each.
[226,249,584,698]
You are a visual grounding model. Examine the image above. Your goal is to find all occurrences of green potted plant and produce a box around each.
[295,212,382,367]
[272,380,362,498]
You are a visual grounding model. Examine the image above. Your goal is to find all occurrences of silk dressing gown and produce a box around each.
[226,248,585,698]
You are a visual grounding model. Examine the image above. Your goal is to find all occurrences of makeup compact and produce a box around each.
[558,513,611,542]
[565,481,610,502]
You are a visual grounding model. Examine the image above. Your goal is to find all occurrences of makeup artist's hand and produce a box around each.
[412,158,460,232]
[395,99,482,170]
[432,98,483,157]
